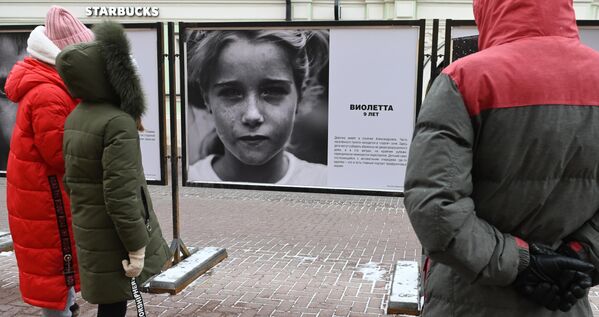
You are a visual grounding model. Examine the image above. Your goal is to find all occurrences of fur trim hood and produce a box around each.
[56,21,146,120]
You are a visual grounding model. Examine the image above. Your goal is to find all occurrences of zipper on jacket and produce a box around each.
[140,187,151,232]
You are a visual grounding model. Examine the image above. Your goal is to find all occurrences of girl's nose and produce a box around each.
[241,95,264,127]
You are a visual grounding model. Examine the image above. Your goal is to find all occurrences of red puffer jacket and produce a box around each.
[4,57,80,310]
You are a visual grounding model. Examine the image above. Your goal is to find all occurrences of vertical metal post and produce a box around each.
[430,19,439,80]
[167,22,189,265]
[334,0,340,20]
[167,22,180,264]
[415,19,426,118]
[443,19,453,68]
[286,0,292,21]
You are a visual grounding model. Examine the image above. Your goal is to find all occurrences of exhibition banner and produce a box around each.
[125,24,166,184]
[181,22,424,193]
[0,24,166,183]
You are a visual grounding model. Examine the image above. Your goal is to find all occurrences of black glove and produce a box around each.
[557,241,595,298]
[514,243,594,311]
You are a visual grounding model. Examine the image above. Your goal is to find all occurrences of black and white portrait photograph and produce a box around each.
[452,34,479,62]
[0,32,29,173]
[184,28,330,186]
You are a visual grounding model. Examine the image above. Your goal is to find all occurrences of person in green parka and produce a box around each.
[56,21,171,317]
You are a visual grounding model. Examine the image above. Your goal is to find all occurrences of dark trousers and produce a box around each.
[97,301,127,317]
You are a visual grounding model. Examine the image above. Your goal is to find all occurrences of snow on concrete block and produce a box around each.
[0,232,13,252]
[387,260,420,315]
[142,247,227,295]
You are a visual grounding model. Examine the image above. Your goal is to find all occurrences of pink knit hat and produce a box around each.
[44,6,93,50]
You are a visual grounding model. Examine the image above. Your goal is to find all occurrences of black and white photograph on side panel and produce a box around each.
[185,28,330,187]
[0,31,29,174]
[452,35,479,62]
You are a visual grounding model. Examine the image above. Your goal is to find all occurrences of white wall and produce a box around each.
[0,0,597,23]
[0,1,287,24]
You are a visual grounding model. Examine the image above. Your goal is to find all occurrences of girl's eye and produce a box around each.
[216,87,243,100]
[262,86,290,100]
[262,86,289,96]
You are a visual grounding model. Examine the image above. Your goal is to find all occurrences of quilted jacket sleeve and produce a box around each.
[102,114,149,252]
[31,87,72,173]
[404,74,527,286]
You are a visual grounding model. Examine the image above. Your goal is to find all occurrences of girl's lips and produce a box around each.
[239,135,268,141]
[239,135,269,145]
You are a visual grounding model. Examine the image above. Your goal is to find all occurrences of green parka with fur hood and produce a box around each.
[56,21,171,304]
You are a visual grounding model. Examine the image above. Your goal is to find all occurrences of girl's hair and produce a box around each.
[186,29,329,109]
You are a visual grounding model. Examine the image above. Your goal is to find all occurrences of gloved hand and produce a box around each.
[537,243,594,311]
[122,246,146,278]
[514,243,594,311]
[557,241,595,300]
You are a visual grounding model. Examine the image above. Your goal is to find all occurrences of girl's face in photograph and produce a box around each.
[205,38,299,166]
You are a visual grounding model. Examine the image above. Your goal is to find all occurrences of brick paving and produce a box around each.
[0,177,598,316]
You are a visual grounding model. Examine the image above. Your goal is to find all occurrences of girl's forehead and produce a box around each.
[227,37,277,51]
[217,39,292,67]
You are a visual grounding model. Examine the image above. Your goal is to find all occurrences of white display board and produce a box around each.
[451,26,478,39]
[0,24,165,184]
[126,26,165,184]
[579,26,599,52]
[182,23,422,193]
[327,28,419,192]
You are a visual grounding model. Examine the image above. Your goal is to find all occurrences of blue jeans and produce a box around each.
[41,287,76,317]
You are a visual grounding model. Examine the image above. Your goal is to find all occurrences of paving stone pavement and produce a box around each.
[1,177,599,316]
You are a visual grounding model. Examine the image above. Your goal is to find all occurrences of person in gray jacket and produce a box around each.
[404,0,599,316]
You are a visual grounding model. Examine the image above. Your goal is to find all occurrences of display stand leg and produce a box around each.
[143,22,227,295]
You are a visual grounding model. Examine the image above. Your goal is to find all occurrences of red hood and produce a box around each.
[4,57,69,103]
[474,0,579,50]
